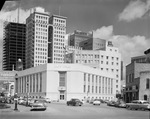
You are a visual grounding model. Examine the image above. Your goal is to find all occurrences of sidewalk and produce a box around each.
[0,104,31,113]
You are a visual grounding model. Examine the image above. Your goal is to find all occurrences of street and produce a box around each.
[0,102,149,119]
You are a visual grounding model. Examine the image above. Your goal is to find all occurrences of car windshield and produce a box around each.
[72,99,80,101]
[94,99,100,101]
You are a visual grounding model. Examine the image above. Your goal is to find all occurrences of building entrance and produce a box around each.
[60,94,64,100]
[59,91,65,100]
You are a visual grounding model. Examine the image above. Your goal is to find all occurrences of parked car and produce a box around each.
[67,98,83,106]
[30,99,47,111]
[18,99,25,105]
[44,98,51,103]
[114,100,126,108]
[107,100,116,106]
[0,103,11,109]
[0,96,6,103]
[126,100,150,111]
[93,99,101,105]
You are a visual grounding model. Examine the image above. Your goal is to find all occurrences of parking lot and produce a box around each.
[0,102,149,119]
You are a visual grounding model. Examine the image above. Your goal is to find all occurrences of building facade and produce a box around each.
[15,64,116,101]
[48,15,67,63]
[0,20,5,71]
[125,62,150,103]
[26,8,49,69]
[69,30,92,47]
[26,8,67,69]
[0,71,17,96]
[139,71,150,102]
[79,38,106,50]
[3,22,26,71]
[131,55,148,63]
[65,41,121,94]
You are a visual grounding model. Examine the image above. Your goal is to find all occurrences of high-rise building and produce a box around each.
[0,20,6,71]
[79,38,106,50]
[3,22,26,71]
[68,30,92,47]
[48,14,67,63]
[26,8,50,69]
[26,8,67,68]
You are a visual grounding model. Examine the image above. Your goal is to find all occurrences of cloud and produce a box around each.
[92,25,150,66]
[92,25,113,39]
[0,6,47,23]
[0,8,30,23]
[2,1,18,11]
[119,0,150,22]
[111,35,150,65]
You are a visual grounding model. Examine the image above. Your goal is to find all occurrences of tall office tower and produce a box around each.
[3,22,26,71]
[26,8,67,68]
[48,15,67,63]
[0,20,5,71]
[26,8,49,69]
[69,30,92,47]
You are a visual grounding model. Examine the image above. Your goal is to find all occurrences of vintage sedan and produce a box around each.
[67,98,83,106]
[114,100,126,108]
[107,100,116,106]
[126,100,150,111]
[93,99,101,105]
[30,99,47,111]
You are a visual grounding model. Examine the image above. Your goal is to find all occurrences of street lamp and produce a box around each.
[14,93,18,111]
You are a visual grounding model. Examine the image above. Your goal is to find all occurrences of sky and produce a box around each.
[0,0,150,68]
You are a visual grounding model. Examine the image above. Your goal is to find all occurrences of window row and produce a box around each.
[54,19,66,23]
[83,85,113,94]
[35,60,47,63]
[36,15,48,20]
[16,73,42,93]
[54,34,65,38]
[54,27,65,31]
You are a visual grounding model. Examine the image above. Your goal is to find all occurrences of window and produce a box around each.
[36,74,38,92]
[83,85,86,93]
[39,73,42,92]
[88,74,90,82]
[30,75,32,92]
[33,74,35,92]
[92,86,94,93]
[146,78,150,89]
[84,73,86,82]
[88,85,90,93]
[92,75,94,82]
[59,72,66,86]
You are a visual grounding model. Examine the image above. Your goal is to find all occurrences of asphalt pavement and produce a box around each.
[0,102,149,119]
